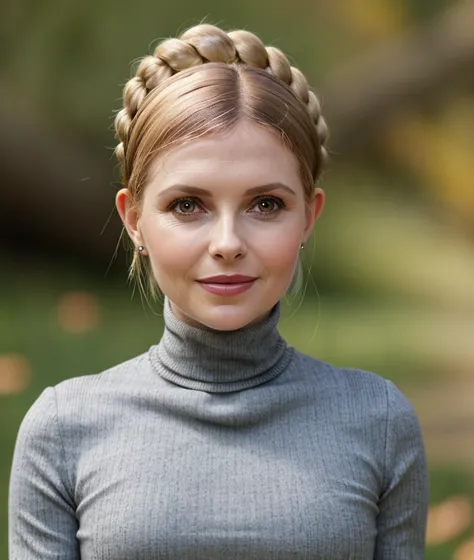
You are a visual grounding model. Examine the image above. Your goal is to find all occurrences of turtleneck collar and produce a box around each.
[149,297,294,393]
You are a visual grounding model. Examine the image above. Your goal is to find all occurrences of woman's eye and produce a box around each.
[251,196,285,215]
[169,198,202,215]
[168,195,285,217]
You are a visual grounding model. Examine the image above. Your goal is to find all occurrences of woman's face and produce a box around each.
[117,119,324,331]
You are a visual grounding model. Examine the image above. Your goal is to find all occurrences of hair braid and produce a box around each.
[228,30,328,164]
[114,24,328,173]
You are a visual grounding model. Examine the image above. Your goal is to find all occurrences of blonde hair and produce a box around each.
[114,24,328,297]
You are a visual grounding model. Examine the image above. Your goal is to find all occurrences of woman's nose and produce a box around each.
[208,216,247,261]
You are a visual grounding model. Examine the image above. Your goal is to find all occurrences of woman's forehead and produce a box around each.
[148,121,301,189]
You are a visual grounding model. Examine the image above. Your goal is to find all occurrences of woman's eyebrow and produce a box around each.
[158,183,296,197]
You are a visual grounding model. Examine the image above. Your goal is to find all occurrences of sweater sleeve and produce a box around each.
[9,387,80,559]
[374,380,429,559]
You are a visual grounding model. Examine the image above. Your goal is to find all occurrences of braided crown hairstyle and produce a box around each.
[113,24,329,295]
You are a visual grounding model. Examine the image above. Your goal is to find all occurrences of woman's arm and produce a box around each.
[374,380,429,559]
[9,387,80,559]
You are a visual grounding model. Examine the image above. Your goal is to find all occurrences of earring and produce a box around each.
[300,243,305,250]
[138,245,145,253]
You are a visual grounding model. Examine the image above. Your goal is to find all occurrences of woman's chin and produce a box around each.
[170,301,264,332]
[195,309,254,332]
[196,303,274,332]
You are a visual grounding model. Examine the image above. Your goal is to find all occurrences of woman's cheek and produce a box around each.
[148,232,200,277]
[258,234,300,269]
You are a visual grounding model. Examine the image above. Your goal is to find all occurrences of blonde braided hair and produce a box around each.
[113,24,328,298]
[114,24,328,184]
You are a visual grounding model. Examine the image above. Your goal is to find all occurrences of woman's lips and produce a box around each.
[197,279,257,296]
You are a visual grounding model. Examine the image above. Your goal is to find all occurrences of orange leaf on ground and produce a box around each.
[57,291,101,334]
[0,354,32,395]
[427,495,472,546]
[454,537,474,560]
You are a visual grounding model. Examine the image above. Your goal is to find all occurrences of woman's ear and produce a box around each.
[303,188,325,242]
[116,188,143,247]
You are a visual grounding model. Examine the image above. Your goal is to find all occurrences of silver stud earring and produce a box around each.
[300,243,305,250]
[138,245,145,253]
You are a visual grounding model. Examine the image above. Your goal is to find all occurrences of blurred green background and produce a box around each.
[2,0,474,558]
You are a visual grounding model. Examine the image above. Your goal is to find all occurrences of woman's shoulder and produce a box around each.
[54,350,150,395]
[20,351,151,430]
[291,349,417,417]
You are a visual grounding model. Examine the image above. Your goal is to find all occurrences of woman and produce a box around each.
[9,24,429,559]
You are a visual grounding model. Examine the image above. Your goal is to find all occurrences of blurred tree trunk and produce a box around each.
[1,0,474,265]
[323,0,474,153]
[0,100,122,264]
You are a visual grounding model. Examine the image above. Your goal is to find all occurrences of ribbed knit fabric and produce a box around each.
[153,297,292,392]
[9,297,429,559]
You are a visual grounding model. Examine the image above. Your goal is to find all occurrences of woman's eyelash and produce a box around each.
[167,195,286,215]
[254,196,286,210]
[167,197,202,213]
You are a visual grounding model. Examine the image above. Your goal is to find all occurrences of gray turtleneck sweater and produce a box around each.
[9,298,429,559]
